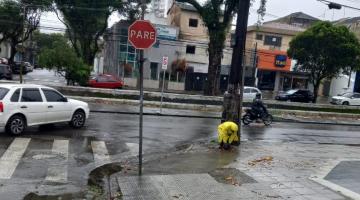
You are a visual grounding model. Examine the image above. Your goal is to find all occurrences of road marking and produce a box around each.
[45,140,69,182]
[0,138,31,179]
[91,141,111,168]
[125,143,139,156]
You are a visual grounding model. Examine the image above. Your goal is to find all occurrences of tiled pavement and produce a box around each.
[117,141,360,199]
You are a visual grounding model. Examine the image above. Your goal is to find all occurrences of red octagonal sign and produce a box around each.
[128,20,157,49]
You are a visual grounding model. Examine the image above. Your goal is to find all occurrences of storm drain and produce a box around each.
[209,168,257,185]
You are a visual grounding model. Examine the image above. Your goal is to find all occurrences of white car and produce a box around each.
[330,92,360,106]
[243,87,262,101]
[0,84,90,135]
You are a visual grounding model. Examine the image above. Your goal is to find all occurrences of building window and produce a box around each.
[150,62,158,80]
[256,34,263,40]
[186,45,196,54]
[264,35,282,47]
[189,18,198,27]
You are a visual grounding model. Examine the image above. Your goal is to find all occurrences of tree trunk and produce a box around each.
[9,42,17,64]
[313,81,321,103]
[205,42,222,96]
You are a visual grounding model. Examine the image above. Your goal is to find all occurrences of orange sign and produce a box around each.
[257,49,291,71]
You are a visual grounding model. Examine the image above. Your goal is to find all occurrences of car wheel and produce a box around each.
[342,101,350,106]
[6,115,26,136]
[70,110,86,129]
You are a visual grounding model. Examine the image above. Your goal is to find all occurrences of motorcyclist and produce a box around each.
[251,93,268,118]
[218,121,239,150]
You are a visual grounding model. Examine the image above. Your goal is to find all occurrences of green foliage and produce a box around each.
[288,21,360,102]
[38,38,90,86]
[0,0,51,62]
[53,0,141,65]
[33,31,67,50]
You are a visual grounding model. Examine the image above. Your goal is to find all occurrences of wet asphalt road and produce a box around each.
[0,112,360,199]
[13,69,66,86]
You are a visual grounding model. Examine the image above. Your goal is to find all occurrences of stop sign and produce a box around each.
[128,20,157,49]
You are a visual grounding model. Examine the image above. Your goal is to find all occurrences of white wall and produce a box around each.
[329,73,356,96]
[0,41,10,58]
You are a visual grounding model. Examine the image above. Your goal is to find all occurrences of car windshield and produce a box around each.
[340,93,353,98]
[0,87,9,100]
[285,90,298,95]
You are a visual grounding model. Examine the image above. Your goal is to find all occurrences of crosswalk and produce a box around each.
[0,138,135,183]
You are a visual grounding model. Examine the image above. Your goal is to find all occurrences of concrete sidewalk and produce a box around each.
[115,141,358,200]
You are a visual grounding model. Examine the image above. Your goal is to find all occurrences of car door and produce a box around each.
[20,88,47,125]
[250,88,260,99]
[243,88,252,100]
[42,88,73,122]
[351,94,360,105]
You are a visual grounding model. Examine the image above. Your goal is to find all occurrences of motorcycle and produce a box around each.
[242,109,273,126]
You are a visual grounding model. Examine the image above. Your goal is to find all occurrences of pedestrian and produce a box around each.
[218,121,239,150]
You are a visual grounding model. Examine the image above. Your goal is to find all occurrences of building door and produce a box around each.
[150,62,158,80]
[258,70,276,91]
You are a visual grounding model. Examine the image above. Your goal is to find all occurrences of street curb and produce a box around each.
[89,109,360,126]
[54,85,360,114]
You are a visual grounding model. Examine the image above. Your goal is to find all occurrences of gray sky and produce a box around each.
[40,0,360,33]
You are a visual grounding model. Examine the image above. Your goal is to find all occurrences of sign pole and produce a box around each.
[160,70,166,113]
[127,8,157,176]
[160,56,168,114]
[138,3,146,176]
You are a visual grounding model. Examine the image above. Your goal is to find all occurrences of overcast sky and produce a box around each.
[40,0,360,33]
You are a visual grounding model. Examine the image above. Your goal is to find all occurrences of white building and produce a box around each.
[0,35,11,59]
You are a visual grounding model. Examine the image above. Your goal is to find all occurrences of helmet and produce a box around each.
[256,93,261,99]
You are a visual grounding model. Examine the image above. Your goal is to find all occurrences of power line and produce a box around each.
[318,0,360,11]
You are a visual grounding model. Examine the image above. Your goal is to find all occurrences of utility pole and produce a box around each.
[222,0,251,142]
[20,4,27,84]
[253,42,258,87]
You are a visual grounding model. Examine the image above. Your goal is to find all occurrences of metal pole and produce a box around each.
[253,42,258,87]
[160,70,166,113]
[20,5,27,84]
[138,3,146,176]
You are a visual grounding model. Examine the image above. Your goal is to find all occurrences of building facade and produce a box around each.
[0,36,11,59]
[244,12,319,93]
[167,2,232,91]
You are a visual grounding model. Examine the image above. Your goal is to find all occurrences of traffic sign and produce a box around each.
[162,56,168,70]
[128,20,157,49]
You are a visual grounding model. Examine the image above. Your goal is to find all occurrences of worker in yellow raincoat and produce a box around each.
[218,121,239,150]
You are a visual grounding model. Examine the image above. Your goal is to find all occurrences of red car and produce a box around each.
[88,74,124,89]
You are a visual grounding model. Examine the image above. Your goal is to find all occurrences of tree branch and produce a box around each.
[222,0,236,26]
[53,7,81,56]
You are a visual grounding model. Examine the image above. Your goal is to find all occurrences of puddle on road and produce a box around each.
[138,149,239,175]
[23,163,123,200]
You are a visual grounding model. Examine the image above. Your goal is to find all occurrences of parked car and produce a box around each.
[331,92,360,106]
[24,62,34,72]
[0,58,8,64]
[88,74,124,89]
[243,87,262,101]
[0,84,90,135]
[275,89,314,103]
[0,64,13,80]
[11,61,32,74]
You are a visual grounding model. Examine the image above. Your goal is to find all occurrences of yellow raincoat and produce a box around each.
[218,121,239,144]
